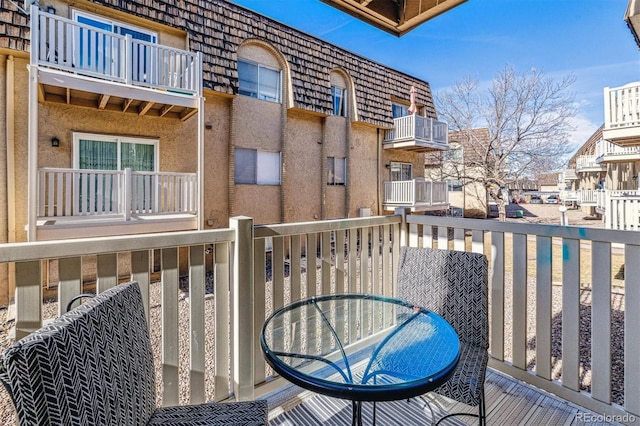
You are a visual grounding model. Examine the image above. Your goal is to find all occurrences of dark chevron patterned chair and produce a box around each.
[397,247,489,426]
[0,281,267,426]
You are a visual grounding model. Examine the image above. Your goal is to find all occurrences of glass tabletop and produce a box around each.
[261,293,460,402]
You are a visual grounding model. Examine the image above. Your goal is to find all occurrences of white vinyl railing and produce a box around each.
[383,115,448,145]
[33,7,201,95]
[578,189,603,205]
[596,139,640,159]
[383,178,448,208]
[575,155,604,172]
[38,168,197,220]
[2,214,639,419]
[604,82,640,130]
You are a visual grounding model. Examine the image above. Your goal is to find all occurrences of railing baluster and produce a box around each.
[591,241,611,404]
[512,233,528,369]
[535,236,552,380]
[15,260,43,340]
[161,247,180,406]
[490,231,505,361]
[562,238,580,391]
[97,253,117,293]
[188,244,206,404]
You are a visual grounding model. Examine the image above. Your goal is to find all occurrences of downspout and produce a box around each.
[27,11,38,242]
[197,54,204,230]
[5,55,16,245]
[320,117,327,220]
[345,120,352,218]
[5,55,16,304]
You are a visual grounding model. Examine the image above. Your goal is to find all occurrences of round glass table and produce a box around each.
[261,294,460,425]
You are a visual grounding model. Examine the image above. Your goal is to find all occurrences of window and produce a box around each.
[389,162,412,181]
[447,179,463,192]
[392,103,410,119]
[73,133,157,171]
[444,145,463,162]
[327,157,347,185]
[235,148,281,185]
[331,86,347,117]
[238,59,282,103]
[72,10,157,79]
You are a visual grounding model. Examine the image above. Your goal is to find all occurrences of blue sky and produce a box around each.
[230,0,640,154]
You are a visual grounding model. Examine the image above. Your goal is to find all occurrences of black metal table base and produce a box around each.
[351,401,377,426]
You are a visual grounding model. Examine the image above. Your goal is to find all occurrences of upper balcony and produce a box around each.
[575,155,606,173]
[35,167,197,240]
[31,7,201,120]
[383,115,449,152]
[596,138,640,163]
[603,82,640,146]
[383,178,448,211]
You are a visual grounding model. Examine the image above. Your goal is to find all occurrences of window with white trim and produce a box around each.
[73,133,158,171]
[238,59,282,103]
[331,86,347,117]
[447,179,463,192]
[389,162,412,181]
[327,157,347,185]
[234,148,281,185]
[392,103,410,118]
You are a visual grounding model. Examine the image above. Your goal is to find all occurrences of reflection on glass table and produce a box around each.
[261,294,460,426]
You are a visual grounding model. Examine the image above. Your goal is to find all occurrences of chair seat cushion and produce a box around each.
[148,400,268,425]
[434,341,488,406]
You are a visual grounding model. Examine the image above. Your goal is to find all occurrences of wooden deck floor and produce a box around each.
[265,368,621,425]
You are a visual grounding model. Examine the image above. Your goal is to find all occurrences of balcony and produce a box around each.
[575,155,606,173]
[383,178,448,211]
[383,115,449,152]
[35,167,197,240]
[603,82,640,146]
[577,188,604,206]
[31,7,201,120]
[1,214,638,423]
[600,190,640,231]
[596,138,640,163]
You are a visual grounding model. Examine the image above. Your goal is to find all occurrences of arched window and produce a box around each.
[238,44,283,103]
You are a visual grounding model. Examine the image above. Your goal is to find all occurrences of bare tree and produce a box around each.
[433,65,576,220]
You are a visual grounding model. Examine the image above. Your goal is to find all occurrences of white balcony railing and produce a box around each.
[577,188,604,206]
[33,8,201,95]
[604,82,640,131]
[575,155,605,173]
[3,214,639,419]
[383,178,448,208]
[596,138,640,161]
[383,115,448,145]
[38,168,197,220]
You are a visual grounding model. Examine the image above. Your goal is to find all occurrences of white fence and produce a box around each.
[383,179,448,208]
[38,168,197,220]
[383,115,448,145]
[33,7,200,95]
[604,82,640,130]
[2,214,639,419]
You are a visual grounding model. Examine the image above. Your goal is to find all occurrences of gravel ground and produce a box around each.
[0,206,623,421]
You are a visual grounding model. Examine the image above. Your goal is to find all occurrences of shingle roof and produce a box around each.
[425,128,490,165]
[0,0,436,127]
[537,172,559,186]
[567,125,603,167]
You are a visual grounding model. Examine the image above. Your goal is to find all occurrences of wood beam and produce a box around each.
[122,98,133,112]
[138,101,154,116]
[98,94,110,110]
[37,84,45,103]
[160,104,174,117]
[180,108,198,121]
[66,88,71,104]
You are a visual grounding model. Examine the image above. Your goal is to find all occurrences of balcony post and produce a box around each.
[124,168,132,221]
[124,34,132,85]
[230,216,255,401]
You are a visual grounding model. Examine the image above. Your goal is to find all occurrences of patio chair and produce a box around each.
[397,247,489,426]
[0,281,268,426]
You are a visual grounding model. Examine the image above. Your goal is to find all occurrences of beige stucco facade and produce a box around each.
[0,0,439,304]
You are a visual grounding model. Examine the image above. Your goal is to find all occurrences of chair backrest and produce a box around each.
[397,247,489,349]
[0,282,156,426]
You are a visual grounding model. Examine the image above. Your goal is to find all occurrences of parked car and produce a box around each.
[529,195,543,204]
[545,195,559,204]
